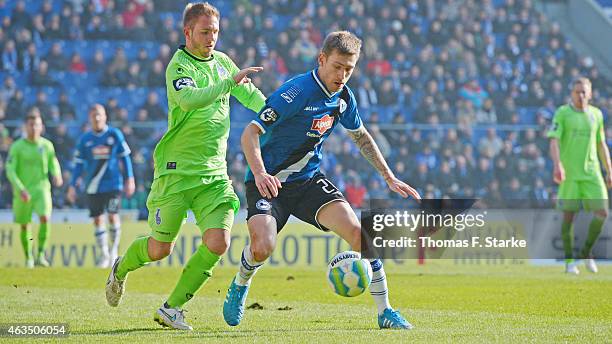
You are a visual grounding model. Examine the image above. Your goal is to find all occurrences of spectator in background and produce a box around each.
[31,60,57,86]
[89,50,106,72]
[147,59,165,87]
[69,53,87,73]
[20,42,40,72]
[0,75,16,103]
[86,15,107,40]
[31,91,53,122]
[459,79,489,109]
[1,40,18,71]
[45,43,68,70]
[10,0,30,30]
[6,89,26,120]
[57,92,76,119]
[48,123,74,164]
[141,91,165,121]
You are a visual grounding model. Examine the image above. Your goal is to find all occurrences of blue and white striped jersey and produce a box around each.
[71,126,133,194]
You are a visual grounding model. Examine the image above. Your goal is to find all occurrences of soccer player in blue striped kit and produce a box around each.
[67,104,135,268]
[223,31,421,329]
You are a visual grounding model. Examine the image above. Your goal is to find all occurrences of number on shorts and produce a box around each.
[316,179,336,194]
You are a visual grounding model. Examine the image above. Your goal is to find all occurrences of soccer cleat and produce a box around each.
[25,257,34,269]
[584,259,598,273]
[565,261,580,275]
[35,253,50,267]
[154,304,193,330]
[105,257,126,307]
[97,253,111,268]
[378,308,414,330]
[223,277,250,326]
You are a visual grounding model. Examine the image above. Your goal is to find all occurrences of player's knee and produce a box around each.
[251,238,275,262]
[39,216,48,224]
[148,241,173,261]
[595,209,608,219]
[205,236,230,256]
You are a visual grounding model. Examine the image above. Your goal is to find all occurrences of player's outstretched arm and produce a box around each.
[241,123,281,198]
[347,126,420,200]
[549,138,565,184]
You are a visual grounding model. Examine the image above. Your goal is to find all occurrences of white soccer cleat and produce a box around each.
[35,254,50,267]
[584,259,598,273]
[154,304,193,330]
[105,257,126,307]
[97,254,111,268]
[565,261,580,275]
[25,257,34,269]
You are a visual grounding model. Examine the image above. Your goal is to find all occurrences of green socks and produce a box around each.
[38,222,50,257]
[166,244,221,308]
[20,227,32,260]
[581,216,606,258]
[115,236,152,280]
[561,220,574,263]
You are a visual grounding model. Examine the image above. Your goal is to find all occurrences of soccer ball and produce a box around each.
[326,251,373,297]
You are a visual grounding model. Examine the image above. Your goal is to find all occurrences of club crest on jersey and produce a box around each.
[107,136,114,145]
[216,64,228,78]
[256,199,272,211]
[310,114,334,136]
[173,77,195,91]
[259,108,278,125]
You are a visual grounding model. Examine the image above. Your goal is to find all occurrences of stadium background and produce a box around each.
[0,1,611,342]
[0,0,611,215]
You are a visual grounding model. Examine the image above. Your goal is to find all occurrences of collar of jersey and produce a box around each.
[179,45,214,62]
[92,126,109,137]
[312,69,339,99]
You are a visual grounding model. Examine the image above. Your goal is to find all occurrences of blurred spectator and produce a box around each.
[31,60,57,86]
[1,39,18,71]
[141,91,165,121]
[46,42,68,70]
[6,89,26,120]
[69,53,87,73]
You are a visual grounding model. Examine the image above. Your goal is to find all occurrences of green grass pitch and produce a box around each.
[1,262,611,343]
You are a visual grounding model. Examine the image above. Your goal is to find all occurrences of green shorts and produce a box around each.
[13,188,52,224]
[557,177,609,212]
[147,174,240,243]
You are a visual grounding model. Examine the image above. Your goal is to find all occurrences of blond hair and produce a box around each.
[321,31,362,56]
[183,2,219,29]
[572,76,592,89]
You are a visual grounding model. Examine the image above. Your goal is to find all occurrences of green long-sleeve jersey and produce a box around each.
[153,46,266,179]
[5,137,61,194]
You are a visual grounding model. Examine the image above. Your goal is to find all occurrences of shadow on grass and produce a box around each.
[75,327,377,338]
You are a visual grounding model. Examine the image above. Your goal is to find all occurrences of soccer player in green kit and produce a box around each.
[105,2,265,330]
[548,77,612,274]
[5,110,63,268]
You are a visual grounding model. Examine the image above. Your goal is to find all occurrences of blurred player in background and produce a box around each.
[5,109,63,268]
[548,77,612,274]
[223,31,420,329]
[67,104,135,268]
[105,2,266,330]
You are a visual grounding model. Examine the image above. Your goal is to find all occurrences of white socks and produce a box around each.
[95,225,110,258]
[369,259,392,314]
[235,244,265,286]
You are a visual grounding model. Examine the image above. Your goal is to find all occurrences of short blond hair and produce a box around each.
[572,76,592,89]
[321,31,362,56]
[183,2,219,29]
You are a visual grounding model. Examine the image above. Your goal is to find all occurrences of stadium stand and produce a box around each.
[0,0,611,216]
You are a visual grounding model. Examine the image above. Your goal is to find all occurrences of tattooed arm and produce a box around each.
[347,126,421,200]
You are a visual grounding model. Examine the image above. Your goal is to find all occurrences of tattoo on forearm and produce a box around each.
[347,127,391,179]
